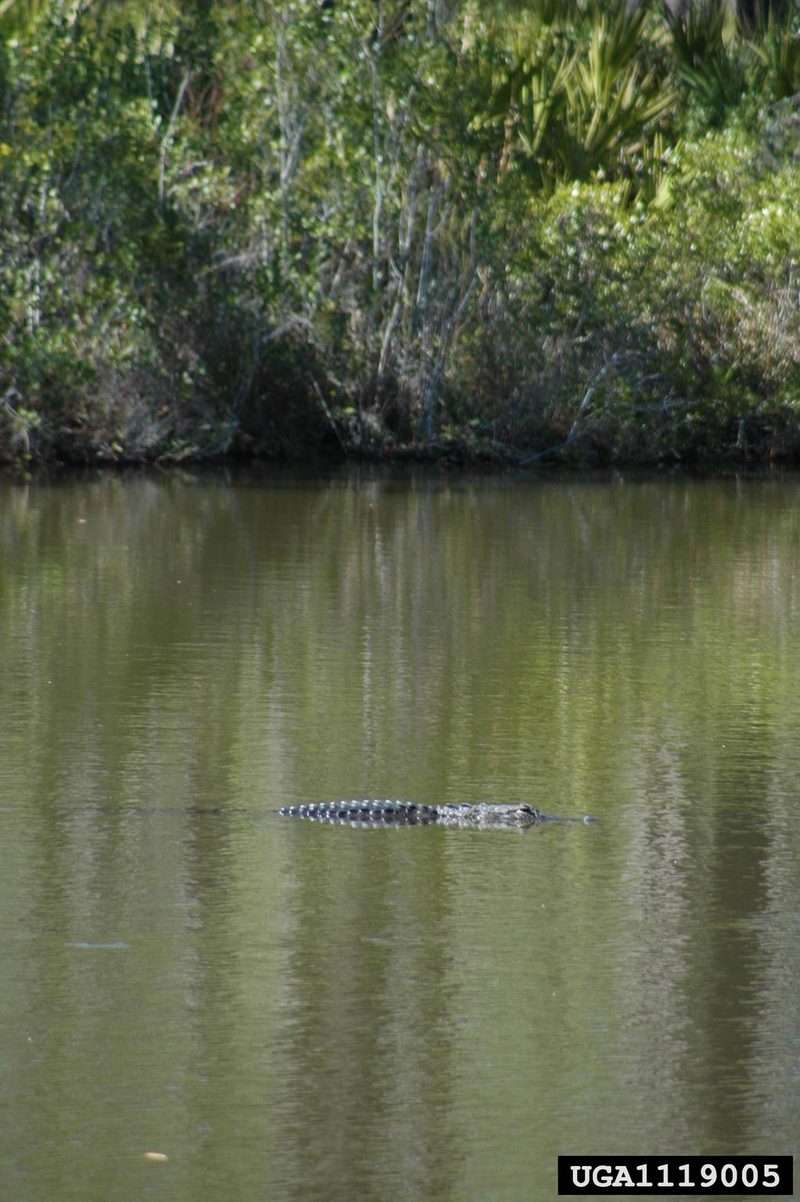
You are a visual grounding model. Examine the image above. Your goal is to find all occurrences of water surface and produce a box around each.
[0,468,797,1201]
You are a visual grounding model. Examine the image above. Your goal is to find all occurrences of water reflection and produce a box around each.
[0,468,797,1201]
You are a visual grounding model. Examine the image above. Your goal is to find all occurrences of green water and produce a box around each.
[0,468,797,1201]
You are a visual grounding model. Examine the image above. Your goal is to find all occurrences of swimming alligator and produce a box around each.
[279,800,597,828]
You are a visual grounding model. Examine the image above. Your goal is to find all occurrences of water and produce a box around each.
[0,467,797,1201]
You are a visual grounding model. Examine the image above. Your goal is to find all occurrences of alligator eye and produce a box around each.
[519,805,533,813]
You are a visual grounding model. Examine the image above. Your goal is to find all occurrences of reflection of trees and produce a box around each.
[276,829,459,1202]
[4,471,799,818]
[613,723,798,1150]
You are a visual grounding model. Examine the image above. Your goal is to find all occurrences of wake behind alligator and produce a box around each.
[279,800,598,828]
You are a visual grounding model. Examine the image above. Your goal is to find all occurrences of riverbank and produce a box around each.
[2,2,800,470]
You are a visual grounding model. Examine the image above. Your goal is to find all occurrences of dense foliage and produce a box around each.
[1,0,799,466]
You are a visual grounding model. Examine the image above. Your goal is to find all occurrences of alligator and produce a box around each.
[279,800,597,828]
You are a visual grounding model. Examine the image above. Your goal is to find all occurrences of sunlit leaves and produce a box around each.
[474,1,678,195]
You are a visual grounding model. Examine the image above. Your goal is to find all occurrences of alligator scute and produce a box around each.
[279,800,598,828]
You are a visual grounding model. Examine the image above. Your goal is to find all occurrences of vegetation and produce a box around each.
[1,0,799,467]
